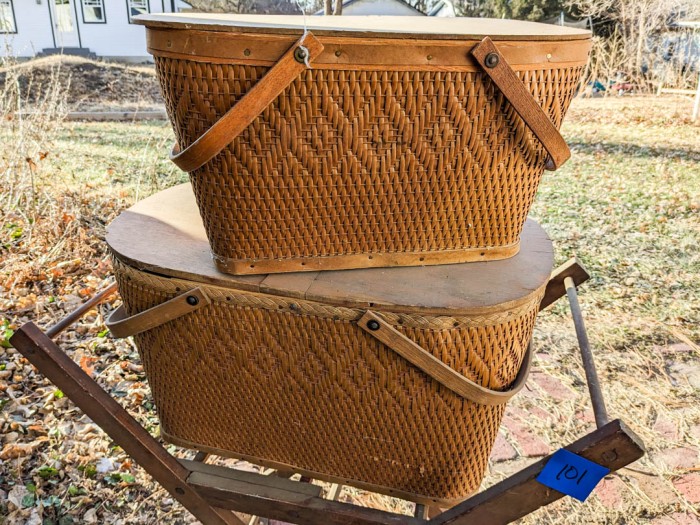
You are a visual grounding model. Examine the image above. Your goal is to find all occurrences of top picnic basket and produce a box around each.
[136,15,591,275]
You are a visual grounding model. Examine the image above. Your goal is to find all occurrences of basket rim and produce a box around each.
[106,185,554,316]
[134,14,591,41]
[146,31,591,69]
[111,249,548,320]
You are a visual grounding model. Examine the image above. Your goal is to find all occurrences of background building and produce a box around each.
[0,0,191,60]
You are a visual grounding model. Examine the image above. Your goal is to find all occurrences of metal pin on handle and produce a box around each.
[294,45,311,67]
[564,276,609,428]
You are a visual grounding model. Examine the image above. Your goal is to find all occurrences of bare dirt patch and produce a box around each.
[0,55,163,112]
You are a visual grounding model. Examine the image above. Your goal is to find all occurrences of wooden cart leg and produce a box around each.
[431,419,645,525]
[326,483,343,501]
[10,323,244,525]
[194,451,211,463]
[539,258,591,311]
[414,504,427,518]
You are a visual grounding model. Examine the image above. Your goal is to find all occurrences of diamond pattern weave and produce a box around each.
[154,59,583,267]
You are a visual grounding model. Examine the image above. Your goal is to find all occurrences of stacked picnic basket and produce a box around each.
[105,14,591,506]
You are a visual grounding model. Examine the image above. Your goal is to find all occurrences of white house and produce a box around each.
[1,0,455,60]
[314,0,454,16]
[0,0,190,60]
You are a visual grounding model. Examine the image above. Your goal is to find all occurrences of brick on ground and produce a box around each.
[654,414,680,442]
[650,513,700,525]
[594,475,626,508]
[525,404,558,423]
[529,371,578,400]
[672,473,700,504]
[657,343,694,355]
[627,471,679,506]
[490,432,518,463]
[502,408,550,457]
[576,408,596,425]
[688,424,700,441]
[655,447,700,470]
[535,352,556,363]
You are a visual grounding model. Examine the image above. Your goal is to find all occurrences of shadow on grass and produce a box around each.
[567,140,700,161]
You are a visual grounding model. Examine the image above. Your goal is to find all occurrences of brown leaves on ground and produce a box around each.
[0,439,49,460]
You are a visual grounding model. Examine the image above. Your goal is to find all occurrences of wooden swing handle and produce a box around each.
[358,310,531,406]
[170,32,324,173]
[471,36,571,171]
[106,288,210,338]
[107,292,531,405]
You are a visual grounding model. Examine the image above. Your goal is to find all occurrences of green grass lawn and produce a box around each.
[536,105,699,341]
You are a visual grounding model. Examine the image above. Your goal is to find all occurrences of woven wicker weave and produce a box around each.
[141,16,589,274]
[155,60,582,273]
[112,256,545,503]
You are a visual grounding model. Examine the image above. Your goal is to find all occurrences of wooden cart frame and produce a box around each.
[10,258,645,525]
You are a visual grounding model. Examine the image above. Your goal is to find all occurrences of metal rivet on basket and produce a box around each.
[186,295,199,306]
[427,55,433,61]
[243,48,251,57]
[335,49,342,57]
[294,47,309,64]
[484,52,500,68]
[367,320,380,331]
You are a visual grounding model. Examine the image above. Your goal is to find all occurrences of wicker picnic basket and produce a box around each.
[105,185,554,503]
[135,15,589,275]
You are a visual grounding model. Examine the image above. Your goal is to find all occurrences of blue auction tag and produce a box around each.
[536,449,610,502]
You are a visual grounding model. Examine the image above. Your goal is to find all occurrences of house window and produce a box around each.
[82,0,106,23]
[126,0,149,23]
[0,0,17,34]
[54,0,74,32]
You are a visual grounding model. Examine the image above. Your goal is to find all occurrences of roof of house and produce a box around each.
[541,13,589,29]
[313,0,442,16]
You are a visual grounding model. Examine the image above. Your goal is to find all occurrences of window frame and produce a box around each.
[125,0,149,24]
[0,0,17,34]
[81,0,107,24]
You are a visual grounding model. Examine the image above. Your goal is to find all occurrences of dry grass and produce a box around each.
[498,95,700,524]
[0,57,698,525]
[0,55,162,112]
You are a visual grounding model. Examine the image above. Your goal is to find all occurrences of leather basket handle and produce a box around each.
[358,310,531,406]
[170,32,324,173]
[106,288,210,338]
[471,36,570,171]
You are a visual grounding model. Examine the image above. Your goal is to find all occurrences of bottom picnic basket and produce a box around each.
[105,184,553,504]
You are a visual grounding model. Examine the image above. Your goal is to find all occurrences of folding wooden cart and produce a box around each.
[10,189,645,525]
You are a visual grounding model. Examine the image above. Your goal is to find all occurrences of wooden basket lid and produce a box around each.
[134,14,590,41]
[106,184,553,315]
